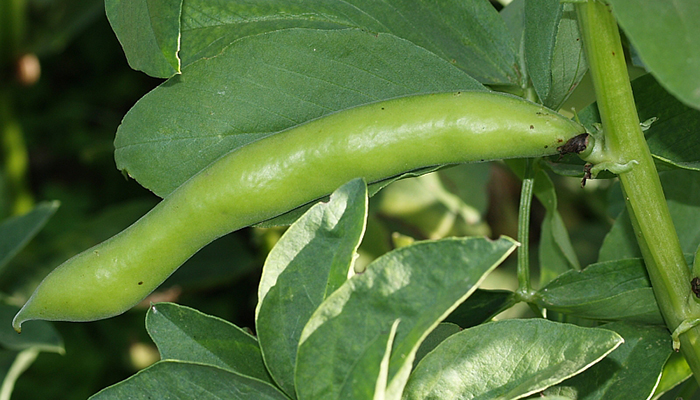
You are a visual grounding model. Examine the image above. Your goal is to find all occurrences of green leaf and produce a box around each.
[634,74,700,171]
[145,303,272,385]
[114,28,486,198]
[105,0,182,78]
[443,289,514,329]
[0,201,59,272]
[110,0,517,83]
[295,236,518,400]
[533,258,663,325]
[0,305,63,354]
[412,322,462,368]
[652,352,693,399]
[533,169,580,285]
[162,232,257,291]
[525,0,587,110]
[403,319,623,400]
[543,322,672,400]
[599,169,700,261]
[89,360,288,400]
[256,179,368,398]
[608,0,700,109]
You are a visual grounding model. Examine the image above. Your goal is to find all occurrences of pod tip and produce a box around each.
[12,315,23,333]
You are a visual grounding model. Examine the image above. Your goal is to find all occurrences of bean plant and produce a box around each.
[2,0,700,398]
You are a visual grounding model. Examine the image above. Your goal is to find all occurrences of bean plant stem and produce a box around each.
[576,0,700,381]
[516,159,535,297]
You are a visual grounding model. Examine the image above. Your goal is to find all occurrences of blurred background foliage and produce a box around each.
[1,0,692,399]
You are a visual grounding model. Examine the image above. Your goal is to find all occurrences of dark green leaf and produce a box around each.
[105,0,182,78]
[543,322,672,400]
[89,360,288,400]
[0,201,59,273]
[256,179,367,398]
[608,0,700,109]
[114,28,485,197]
[145,303,272,385]
[533,169,580,285]
[109,0,518,83]
[443,289,514,329]
[296,236,517,399]
[403,319,623,400]
[534,258,663,324]
[162,232,257,291]
[599,169,700,261]
[525,0,587,110]
[634,74,700,171]
[412,322,462,368]
[0,305,63,353]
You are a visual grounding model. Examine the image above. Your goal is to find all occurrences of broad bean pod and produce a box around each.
[13,91,585,331]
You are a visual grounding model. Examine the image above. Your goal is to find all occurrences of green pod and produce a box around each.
[13,91,584,331]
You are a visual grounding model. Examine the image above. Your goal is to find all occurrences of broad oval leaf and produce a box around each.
[295,236,518,400]
[403,319,623,400]
[544,322,672,400]
[89,360,288,400]
[145,302,272,384]
[533,258,663,325]
[114,28,486,197]
[608,0,700,109]
[256,179,368,398]
[107,0,518,83]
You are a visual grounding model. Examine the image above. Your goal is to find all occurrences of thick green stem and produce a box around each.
[576,0,700,380]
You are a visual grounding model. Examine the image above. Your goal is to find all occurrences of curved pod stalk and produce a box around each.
[13,91,584,331]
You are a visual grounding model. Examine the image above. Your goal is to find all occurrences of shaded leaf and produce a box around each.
[296,236,517,400]
[403,319,622,400]
[534,258,663,325]
[256,179,367,398]
[412,322,462,368]
[544,322,672,400]
[145,303,272,385]
[89,360,288,400]
[114,28,485,197]
[0,201,59,273]
[0,305,63,354]
[608,0,700,109]
[105,0,182,78]
[634,74,700,171]
[533,169,580,285]
[599,169,700,262]
[443,289,514,329]
[525,0,587,109]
